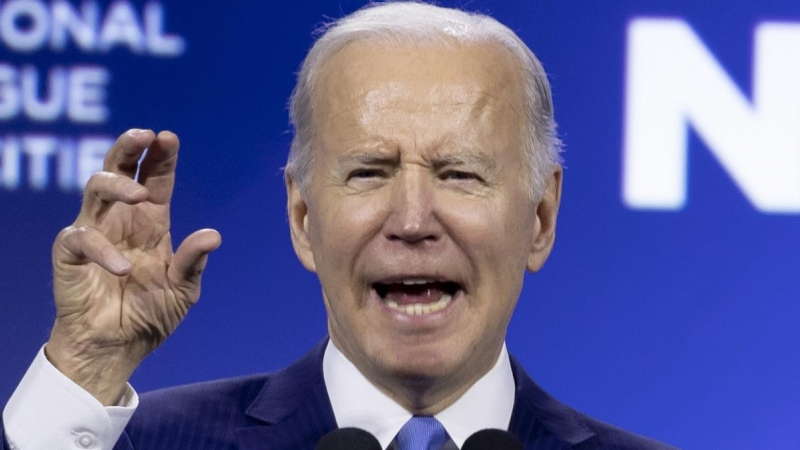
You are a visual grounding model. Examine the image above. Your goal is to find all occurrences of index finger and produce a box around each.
[102,129,156,178]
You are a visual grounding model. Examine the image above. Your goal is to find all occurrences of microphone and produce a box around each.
[461,429,524,450]
[316,427,382,450]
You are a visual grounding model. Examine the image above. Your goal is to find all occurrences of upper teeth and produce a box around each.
[401,279,434,285]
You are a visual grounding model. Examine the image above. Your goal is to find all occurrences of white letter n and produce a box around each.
[623,18,800,214]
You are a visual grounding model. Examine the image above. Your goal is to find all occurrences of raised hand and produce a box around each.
[45,129,221,405]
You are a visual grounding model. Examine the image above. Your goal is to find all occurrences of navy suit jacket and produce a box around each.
[1,339,676,449]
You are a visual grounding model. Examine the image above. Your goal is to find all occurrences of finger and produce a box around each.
[138,131,179,205]
[168,229,222,304]
[77,172,150,224]
[56,226,132,275]
[103,129,156,178]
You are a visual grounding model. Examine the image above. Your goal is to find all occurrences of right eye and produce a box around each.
[348,168,386,179]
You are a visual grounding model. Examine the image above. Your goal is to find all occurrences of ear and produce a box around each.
[285,172,317,272]
[526,166,562,273]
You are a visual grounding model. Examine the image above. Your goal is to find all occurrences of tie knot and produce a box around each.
[396,416,448,450]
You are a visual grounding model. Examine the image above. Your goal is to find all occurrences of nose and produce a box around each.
[382,168,441,244]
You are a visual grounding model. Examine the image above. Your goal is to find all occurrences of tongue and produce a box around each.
[383,284,449,306]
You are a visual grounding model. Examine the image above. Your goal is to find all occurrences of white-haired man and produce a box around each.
[2,3,675,449]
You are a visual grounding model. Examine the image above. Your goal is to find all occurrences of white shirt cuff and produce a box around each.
[3,346,138,450]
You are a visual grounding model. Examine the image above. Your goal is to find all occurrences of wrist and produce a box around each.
[46,324,138,406]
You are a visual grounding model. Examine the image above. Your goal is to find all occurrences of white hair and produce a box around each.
[286,1,562,200]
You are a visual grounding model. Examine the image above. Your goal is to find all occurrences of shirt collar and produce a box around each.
[323,340,515,449]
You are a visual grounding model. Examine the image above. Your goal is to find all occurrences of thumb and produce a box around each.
[168,228,222,304]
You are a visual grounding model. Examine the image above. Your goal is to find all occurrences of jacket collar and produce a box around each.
[236,338,338,449]
[509,353,595,448]
[235,339,595,449]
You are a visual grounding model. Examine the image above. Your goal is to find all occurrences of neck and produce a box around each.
[332,339,502,415]
[371,372,484,415]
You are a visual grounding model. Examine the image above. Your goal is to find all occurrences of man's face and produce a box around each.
[287,40,560,403]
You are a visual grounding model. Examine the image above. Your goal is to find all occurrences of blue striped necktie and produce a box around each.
[396,416,449,450]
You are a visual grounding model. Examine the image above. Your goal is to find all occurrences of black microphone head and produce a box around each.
[462,429,524,450]
[316,427,382,450]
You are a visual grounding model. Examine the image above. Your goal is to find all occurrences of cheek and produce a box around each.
[437,196,531,309]
[307,195,387,279]
[439,195,530,262]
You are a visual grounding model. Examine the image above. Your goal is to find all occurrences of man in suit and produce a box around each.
[2,2,675,449]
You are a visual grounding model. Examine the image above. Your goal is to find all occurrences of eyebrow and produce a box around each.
[337,151,400,167]
[334,144,499,174]
[431,151,498,173]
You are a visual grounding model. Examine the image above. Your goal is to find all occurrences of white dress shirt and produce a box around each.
[323,341,515,449]
[3,342,514,450]
[3,347,137,450]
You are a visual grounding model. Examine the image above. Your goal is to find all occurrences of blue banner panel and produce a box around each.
[1,2,798,449]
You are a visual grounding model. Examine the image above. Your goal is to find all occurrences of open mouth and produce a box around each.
[373,279,461,316]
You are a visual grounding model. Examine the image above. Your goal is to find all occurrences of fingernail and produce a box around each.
[127,128,150,137]
[112,257,131,273]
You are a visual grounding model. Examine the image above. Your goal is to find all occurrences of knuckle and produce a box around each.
[71,225,93,242]
[57,225,84,243]
[85,171,115,191]
[54,226,75,248]
[56,225,75,239]
[69,226,91,245]
[53,226,84,257]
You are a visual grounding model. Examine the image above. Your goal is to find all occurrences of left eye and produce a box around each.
[442,171,480,181]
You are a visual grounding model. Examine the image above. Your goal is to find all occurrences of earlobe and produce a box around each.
[526,166,562,273]
[286,173,317,272]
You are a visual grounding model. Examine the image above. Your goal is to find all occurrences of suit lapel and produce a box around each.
[232,342,596,450]
[508,354,595,450]
[235,339,338,450]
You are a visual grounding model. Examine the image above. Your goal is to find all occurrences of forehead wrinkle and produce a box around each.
[467,89,498,124]
[359,82,412,123]
[314,40,526,177]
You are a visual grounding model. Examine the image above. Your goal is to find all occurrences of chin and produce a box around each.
[367,336,466,384]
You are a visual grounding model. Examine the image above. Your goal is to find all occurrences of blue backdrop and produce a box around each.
[2,1,798,449]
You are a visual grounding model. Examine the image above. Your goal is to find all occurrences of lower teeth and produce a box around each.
[385,294,453,316]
